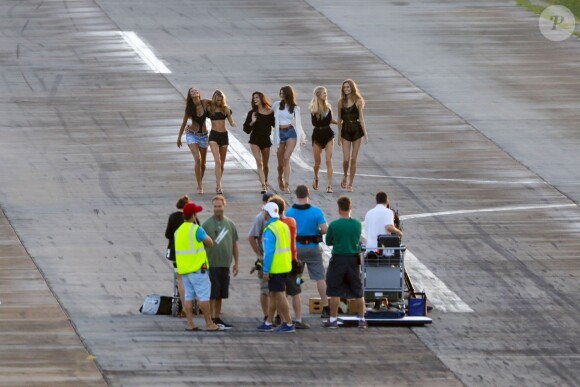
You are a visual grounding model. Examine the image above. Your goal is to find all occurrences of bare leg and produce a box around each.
[274,292,292,324]
[283,139,296,193]
[219,145,227,175]
[266,293,276,324]
[341,140,352,189]
[260,293,269,317]
[184,300,196,329]
[325,140,334,191]
[292,294,302,321]
[210,298,222,319]
[188,143,203,192]
[317,279,328,307]
[277,144,285,190]
[209,142,222,192]
[261,147,270,187]
[199,300,218,329]
[312,143,322,190]
[251,144,266,187]
[200,147,207,180]
[329,297,340,318]
[348,138,362,189]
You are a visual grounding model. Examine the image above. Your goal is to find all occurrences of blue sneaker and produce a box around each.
[256,322,273,332]
[274,322,295,333]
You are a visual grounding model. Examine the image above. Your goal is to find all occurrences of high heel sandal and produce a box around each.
[284,182,291,194]
[260,183,268,194]
[326,186,333,193]
[216,185,223,195]
[341,176,347,190]
[313,177,319,191]
[347,183,354,192]
[197,186,203,194]
[278,175,285,191]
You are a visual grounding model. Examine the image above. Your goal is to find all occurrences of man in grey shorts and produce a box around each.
[286,184,329,317]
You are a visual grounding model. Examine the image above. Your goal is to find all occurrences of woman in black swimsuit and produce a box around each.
[243,91,275,194]
[337,79,368,192]
[309,86,337,193]
[206,90,236,194]
[177,86,210,194]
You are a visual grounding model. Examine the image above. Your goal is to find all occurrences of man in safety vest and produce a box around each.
[175,202,222,331]
[256,202,295,333]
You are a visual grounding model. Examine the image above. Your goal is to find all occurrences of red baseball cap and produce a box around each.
[183,202,203,216]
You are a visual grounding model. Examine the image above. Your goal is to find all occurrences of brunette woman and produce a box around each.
[243,92,275,194]
[177,87,210,194]
[337,79,368,192]
[272,85,306,194]
[206,90,236,194]
[309,86,337,193]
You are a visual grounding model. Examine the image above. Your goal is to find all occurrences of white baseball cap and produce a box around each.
[263,202,280,218]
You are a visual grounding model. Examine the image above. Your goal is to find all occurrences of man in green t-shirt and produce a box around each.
[202,195,239,329]
[323,196,367,329]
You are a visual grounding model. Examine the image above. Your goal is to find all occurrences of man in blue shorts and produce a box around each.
[286,184,329,317]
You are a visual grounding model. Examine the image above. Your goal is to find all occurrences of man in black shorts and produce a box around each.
[323,196,367,329]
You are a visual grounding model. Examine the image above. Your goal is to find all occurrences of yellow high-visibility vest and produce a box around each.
[174,223,209,275]
[265,220,292,274]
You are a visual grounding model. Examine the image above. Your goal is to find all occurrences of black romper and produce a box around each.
[243,110,275,149]
[311,110,335,148]
[340,104,364,142]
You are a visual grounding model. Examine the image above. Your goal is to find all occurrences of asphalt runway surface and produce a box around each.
[1,0,579,386]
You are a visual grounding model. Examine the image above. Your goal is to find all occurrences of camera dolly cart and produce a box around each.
[171,268,199,317]
[339,235,432,326]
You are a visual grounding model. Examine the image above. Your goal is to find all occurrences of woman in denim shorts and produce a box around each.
[206,90,236,195]
[271,85,306,194]
[177,86,210,194]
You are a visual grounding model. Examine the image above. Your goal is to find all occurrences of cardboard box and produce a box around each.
[348,299,360,315]
[309,297,323,314]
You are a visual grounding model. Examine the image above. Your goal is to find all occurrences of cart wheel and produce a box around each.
[171,297,179,317]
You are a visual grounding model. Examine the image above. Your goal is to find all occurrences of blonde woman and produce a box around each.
[337,79,368,192]
[309,86,337,193]
[177,87,210,194]
[206,90,236,194]
[272,85,306,194]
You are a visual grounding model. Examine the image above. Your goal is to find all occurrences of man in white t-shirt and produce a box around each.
[364,192,403,253]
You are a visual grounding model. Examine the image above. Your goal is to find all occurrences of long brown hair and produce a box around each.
[251,91,271,111]
[185,87,203,118]
[279,85,297,114]
[338,79,365,108]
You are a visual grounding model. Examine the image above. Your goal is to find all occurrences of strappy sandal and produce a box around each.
[327,186,333,193]
[197,187,203,195]
[216,185,223,195]
[341,176,347,190]
[260,183,267,194]
[347,184,354,192]
[284,183,291,194]
[278,175,285,191]
[313,177,319,191]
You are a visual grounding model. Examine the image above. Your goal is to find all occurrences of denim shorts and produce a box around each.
[279,126,297,144]
[182,270,211,302]
[186,131,209,149]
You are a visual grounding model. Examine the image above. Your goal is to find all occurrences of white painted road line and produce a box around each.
[402,203,577,221]
[405,251,473,313]
[118,31,171,74]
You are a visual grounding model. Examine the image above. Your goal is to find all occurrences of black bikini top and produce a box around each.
[207,109,230,121]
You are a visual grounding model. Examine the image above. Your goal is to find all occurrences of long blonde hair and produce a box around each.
[309,86,332,120]
[207,89,230,116]
[338,79,365,108]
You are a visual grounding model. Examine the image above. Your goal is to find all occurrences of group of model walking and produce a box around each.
[177,79,368,195]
